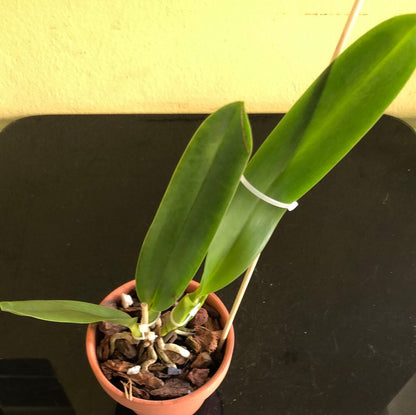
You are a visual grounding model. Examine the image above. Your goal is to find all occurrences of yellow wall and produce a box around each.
[1,1,415,125]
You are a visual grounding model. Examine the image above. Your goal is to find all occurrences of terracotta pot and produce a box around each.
[86,280,235,415]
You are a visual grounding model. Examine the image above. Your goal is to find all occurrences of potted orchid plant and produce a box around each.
[1,13,416,415]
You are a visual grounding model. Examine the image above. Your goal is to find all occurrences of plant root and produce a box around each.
[110,332,137,355]
[141,344,157,373]
[155,337,176,368]
[121,378,133,401]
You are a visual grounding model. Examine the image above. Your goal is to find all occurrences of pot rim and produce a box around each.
[86,279,234,406]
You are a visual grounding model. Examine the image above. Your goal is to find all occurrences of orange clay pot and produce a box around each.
[86,280,235,415]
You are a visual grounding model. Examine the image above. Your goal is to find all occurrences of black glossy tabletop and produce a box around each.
[0,114,415,415]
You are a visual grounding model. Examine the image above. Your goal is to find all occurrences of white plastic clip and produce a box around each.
[240,175,298,211]
[137,313,161,340]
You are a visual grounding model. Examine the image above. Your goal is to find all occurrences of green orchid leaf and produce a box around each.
[135,101,252,315]
[0,300,137,328]
[196,14,416,296]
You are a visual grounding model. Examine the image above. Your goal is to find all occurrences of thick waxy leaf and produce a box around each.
[135,102,252,315]
[195,14,416,296]
[0,300,137,328]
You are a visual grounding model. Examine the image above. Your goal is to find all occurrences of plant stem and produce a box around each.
[141,302,148,325]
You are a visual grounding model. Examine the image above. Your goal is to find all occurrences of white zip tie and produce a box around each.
[137,313,161,339]
[169,303,201,328]
[240,175,298,211]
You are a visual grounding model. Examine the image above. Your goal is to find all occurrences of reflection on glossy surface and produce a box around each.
[0,115,415,415]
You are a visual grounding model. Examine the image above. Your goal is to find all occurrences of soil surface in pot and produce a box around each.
[96,288,225,400]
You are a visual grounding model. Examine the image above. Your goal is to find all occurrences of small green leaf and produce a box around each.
[0,300,137,328]
[197,14,416,296]
[135,102,252,315]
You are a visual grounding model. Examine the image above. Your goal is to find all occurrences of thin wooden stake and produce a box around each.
[219,254,260,350]
[331,0,364,62]
[218,0,365,350]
